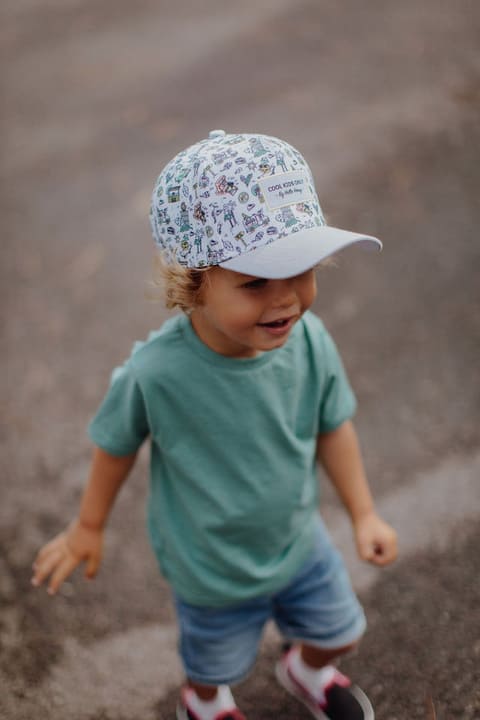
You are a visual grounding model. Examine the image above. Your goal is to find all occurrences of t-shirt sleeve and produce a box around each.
[88,362,150,456]
[317,330,357,433]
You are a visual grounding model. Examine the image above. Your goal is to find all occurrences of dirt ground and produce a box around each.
[2,1,480,718]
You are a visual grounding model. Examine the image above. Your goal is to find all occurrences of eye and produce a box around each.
[242,278,269,290]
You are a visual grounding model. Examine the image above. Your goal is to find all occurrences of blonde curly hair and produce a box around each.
[148,253,211,312]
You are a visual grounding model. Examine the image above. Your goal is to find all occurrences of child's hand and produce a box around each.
[31,519,104,595]
[353,511,398,567]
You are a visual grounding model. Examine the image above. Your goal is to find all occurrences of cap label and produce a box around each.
[259,170,313,210]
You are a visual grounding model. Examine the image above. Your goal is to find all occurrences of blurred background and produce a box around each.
[1,1,479,718]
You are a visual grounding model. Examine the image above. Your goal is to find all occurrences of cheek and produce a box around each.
[228,303,262,329]
[302,278,317,307]
[208,302,258,332]
[235,300,270,331]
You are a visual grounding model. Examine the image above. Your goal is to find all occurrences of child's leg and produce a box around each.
[300,640,358,668]
[273,520,367,658]
[174,593,269,686]
[188,680,219,700]
[272,518,373,717]
[174,594,270,719]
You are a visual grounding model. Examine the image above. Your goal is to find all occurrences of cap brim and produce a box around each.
[219,226,382,279]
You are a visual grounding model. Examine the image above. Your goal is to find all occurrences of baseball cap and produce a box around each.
[150,130,381,279]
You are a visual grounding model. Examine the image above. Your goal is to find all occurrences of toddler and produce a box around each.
[32,130,397,720]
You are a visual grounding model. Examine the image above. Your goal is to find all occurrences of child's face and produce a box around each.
[190,267,317,358]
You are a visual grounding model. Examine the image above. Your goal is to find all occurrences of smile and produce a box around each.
[257,316,296,336]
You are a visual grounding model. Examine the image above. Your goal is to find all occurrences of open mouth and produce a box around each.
[258,318,291,328]
[257,316,296,335]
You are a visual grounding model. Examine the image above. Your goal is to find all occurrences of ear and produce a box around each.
[191,268,211,308]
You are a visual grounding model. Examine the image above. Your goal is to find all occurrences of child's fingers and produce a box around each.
[32,524,104,592]
[357,533,397,566]
[85,554,101,579]
[370,544,391,566]
[370,536,398,566]
[47,555,80,595]
[355,515,398,567]
[357,540,374,562]
[31,547,64,587]
[34,534,64,565]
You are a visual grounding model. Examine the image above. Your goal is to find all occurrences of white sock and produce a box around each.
[186,684,237,720]
[289,647,338,701]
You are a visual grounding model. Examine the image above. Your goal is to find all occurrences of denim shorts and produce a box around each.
[173,516,366,686]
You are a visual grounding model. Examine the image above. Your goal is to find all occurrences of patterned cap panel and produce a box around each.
[150,133,326,268]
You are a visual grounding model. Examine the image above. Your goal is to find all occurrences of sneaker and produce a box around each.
[275,646,374,720]
[176,685,247,720]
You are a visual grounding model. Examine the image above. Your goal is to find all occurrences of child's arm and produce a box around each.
[31,446,137,595]
[316,419,397,566]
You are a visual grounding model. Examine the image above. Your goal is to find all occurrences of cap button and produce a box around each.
[209,129,226,139]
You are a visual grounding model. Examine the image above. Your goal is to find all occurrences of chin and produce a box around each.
[261,337,290,352]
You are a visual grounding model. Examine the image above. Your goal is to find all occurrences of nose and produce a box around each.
[271,278,298,309]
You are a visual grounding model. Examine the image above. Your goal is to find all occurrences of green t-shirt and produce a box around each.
[88,310,356,606]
